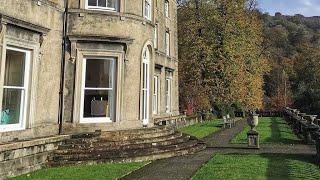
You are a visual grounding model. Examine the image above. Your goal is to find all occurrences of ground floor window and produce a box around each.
[153,75,159,114]
[165,72,172,113]
[80,57,116,123]
[0,47,31,132]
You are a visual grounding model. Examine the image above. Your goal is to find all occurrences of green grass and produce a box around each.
[11,162,148,180]
[178,119,223,139]
[192,154,320,180]
[231,117,301,144]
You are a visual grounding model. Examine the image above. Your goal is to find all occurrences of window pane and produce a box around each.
[1,89,22,125]
[98,0,106,7]
[4,49,26,87]
[165,1,169,17]
[107,0,117,9]
[83,90,113,118]
[166,32,170,56]
[143,90,148,119]
[88,0,97,6]
[85,59,113,88]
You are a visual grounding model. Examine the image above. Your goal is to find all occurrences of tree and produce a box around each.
[178,0,269,115]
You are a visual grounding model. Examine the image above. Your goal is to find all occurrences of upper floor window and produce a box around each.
[154,24,158,49]
[165,0,169,17]
[86,0,119,11]
[144,0,152,20]
[165,31,170,56]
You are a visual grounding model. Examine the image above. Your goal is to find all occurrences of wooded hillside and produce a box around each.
[178,0,320,116]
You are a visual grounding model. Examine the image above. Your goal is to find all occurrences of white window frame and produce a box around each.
[85,0,119,11]
[153,75,159,114]
[165,31,170,56]
[165,0,169,18]
[165,75,172,113]
[144,0,152,20]
[0,47,31,132]
[154,24,158,49]
[79,57,115,124]
[142,48,150,125]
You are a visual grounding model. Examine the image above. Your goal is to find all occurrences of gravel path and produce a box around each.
[121,118,316,180]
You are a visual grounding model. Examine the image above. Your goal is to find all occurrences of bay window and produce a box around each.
[86,0,119,11]
[0,47,31,132]
[80,57,116,123]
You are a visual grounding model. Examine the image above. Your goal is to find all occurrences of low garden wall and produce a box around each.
[235,111,283,117]
[154,115,199,129]
[0,135,70,179]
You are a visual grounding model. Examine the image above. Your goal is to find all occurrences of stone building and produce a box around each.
[0,0,180,142]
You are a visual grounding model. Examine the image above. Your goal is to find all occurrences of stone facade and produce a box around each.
[0,0,179,143]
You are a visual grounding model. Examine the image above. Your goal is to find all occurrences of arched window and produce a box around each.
[142,47,150,126]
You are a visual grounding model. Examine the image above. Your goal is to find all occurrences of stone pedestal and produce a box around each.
[247,130,260,149]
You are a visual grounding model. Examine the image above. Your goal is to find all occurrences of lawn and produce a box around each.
[231,117,301,144]
[11,162,148,180]
[178,119,223,139]
[192,153,320,180]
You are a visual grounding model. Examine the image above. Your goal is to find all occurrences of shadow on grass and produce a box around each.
[264,117,303,144]
[261,153,319,180]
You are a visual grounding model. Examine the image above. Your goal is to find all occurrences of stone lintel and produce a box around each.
[0,14,51,35]
[68,34,134,44]
[165,67,175,72]
[155,64,163,69]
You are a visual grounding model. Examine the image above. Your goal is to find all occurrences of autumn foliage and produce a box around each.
[178,0,269,114]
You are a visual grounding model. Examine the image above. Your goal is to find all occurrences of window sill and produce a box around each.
[74,8,120,16]
[0,126,25,133]
[80,118,113,124]
[86,7,118,12]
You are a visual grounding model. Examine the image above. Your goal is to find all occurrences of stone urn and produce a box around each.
[247,113,259,130]
[247,112,260,149]
[310,115,317,124]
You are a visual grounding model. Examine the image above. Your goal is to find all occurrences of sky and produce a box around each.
[257,0,320,17]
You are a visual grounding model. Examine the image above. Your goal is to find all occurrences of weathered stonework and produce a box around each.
[0,0,179,141]
[0,135,70,179]
[0,0,63,142]
[63,0,180,133]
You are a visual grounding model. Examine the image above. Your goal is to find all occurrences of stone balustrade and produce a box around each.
[283,107,320,164]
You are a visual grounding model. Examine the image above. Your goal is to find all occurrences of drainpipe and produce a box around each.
[58,0,69,134]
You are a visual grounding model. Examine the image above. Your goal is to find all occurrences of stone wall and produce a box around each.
[0,0,64,143]
[0,135,69,179]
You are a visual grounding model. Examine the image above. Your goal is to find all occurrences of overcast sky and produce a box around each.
[257,0,320,17]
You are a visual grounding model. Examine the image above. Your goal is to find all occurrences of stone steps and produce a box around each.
[48,127,206,167]
[58,134,189,151]
[48,143,206,167]
[53,139,198,158]
[99,128,176,141]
